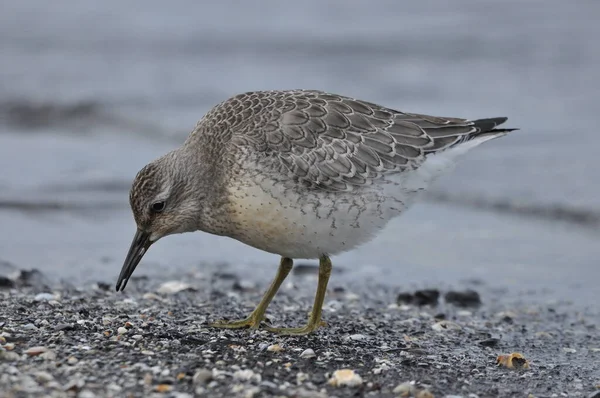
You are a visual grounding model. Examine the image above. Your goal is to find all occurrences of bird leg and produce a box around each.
[264,255,331,335]
[210,257,293,329]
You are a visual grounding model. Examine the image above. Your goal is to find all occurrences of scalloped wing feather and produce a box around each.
[219,90,510,191]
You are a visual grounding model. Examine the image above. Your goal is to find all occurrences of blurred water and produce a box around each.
[1,0,599,303]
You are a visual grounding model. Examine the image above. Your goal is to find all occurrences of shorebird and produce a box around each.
[116,90,517,335]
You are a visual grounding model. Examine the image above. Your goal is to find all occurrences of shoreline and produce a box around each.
[1,267,599,397]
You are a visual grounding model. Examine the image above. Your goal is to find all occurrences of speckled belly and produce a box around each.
[225,177,406,259]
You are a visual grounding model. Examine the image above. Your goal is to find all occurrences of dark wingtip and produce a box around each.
[471,117,518,135]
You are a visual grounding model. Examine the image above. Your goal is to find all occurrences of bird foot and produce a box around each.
[263,319,327,336]
[209,314,263,330]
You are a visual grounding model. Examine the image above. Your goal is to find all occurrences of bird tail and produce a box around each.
[469,117,519,139]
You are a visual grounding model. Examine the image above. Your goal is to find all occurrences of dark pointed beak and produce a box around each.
[116,229,153,292]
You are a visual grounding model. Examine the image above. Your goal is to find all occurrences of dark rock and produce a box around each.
[55,323,75,332]
[397,289,439,306]
[0,276,14,289]
[478,338,500,347]
[397,292,414,305]
[14,269,51,290]
[414,289,440,306]
[96,282,110,291]
[213,272,237,280]
[445,290,481,307]
[292,263,319,276]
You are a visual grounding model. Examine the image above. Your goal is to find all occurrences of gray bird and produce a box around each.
[116,90,517,335]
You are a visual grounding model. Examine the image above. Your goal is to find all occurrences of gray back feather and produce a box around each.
[190,90,508,191]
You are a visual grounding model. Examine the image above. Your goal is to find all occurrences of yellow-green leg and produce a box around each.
[265,255,332,336]
[210,257,293,329]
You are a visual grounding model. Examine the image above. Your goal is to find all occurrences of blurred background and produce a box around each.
[1,0,598,303]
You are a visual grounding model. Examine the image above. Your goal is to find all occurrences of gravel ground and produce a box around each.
[1,265,599,398]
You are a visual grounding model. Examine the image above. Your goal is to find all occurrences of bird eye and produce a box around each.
[151,201,165,213]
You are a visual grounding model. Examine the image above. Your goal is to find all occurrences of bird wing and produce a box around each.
[229,90,508,191]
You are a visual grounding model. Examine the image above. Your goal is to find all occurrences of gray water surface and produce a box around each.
[1,0,599,305]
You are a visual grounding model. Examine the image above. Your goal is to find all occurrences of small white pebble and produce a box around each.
[431,321,461,332]
[393,382,415,395]
[35,371,54,383]
[34,293,55,302]
[22,323,38,330]
[142,292,164,301]
[348,334,367,341]
[78,390,96,398]
[67,356,78,365]
[258,343,269,351]
[157,281,192,294]
[117,327,128,335]
[40,350,56,361]
[562,347,577,354]
[328,369,363,387]
[141,350,154,355]
[300,348,316,359]
[132,334,143,341]
[233,369,261,382]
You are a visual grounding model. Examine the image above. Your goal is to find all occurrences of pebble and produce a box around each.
[348,333,367,341]
[172,393,194,398]
[117,327,128,335]
[563,347,577,354]
[25,346,48,356]
[0,351,20,361]
[155,384,172,392]
[132,334,143,340]
[300,348,316,359]
[78,390,96,398]
[432,321,462,332]
[142,292,165,301]
[193,368,213,385]
[157,281,192,294]
[63,378,85,391]
[258,343,270,351]
[22,323,38,330]
[445,290,481,307]
[293,388,328,398]
[67,356,79,365]
[393,382,416,396]
[3,343,15,351]
[233,369,261,382]
[34,293,56,302]
[416,390,434,398]
[267,343,283,352]
[328,369,363,387]
[478,338,500,347]
[35,371,54,383]
[397,289,440,306]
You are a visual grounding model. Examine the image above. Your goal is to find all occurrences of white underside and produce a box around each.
[227,135,499,259]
